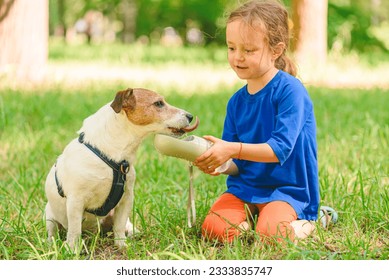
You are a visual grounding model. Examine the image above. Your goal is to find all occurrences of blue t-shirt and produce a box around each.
[223,70,319,220]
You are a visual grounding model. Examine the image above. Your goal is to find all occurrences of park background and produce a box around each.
[0,0,388,260]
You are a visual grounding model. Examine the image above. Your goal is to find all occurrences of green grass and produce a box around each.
[49,38,227,66]
[0,42,388,260]
[0,82,388,260]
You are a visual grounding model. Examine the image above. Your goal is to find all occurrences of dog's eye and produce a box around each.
[153,101,165,108]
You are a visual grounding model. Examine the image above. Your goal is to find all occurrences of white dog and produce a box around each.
[44,88,198,249]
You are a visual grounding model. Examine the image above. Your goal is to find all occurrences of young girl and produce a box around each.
[194,0,319,243]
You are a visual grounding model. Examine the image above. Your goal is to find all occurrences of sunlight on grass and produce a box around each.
[298,51,389,89]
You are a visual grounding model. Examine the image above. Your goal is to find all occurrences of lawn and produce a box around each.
[0,43,388,260]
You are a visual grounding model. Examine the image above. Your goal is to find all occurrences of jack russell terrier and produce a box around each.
[44,88,199,250]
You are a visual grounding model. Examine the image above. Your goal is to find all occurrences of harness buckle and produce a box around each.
[78,132,85,143]
[120,160,130,174]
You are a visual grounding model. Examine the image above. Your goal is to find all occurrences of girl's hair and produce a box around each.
[227,0,297,76]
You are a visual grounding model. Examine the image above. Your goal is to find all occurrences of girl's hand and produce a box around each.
[193,135,233,175]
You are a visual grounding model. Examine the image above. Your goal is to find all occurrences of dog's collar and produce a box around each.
[55,132,130,216]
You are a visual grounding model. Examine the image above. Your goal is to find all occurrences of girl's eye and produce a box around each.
[154,101,165,108]
[228,47,235,51]
[245,49,253,53]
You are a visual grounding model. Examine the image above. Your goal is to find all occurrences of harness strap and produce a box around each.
[78,132,124,172]
[55,132,130,217]
[55,165,65,197]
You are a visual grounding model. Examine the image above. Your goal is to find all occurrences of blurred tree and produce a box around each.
[328,1,388,53]
[120,0,137,43]
[0,0,48,82]
[54,0,66,36]
[291,0,328,67]
[49,0,122,38]
[46,0,389,53]
[47,0,61,36]
[48,0,234,45]
[135,0,234,45]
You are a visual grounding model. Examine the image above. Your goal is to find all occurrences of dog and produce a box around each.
[44,88,199,249]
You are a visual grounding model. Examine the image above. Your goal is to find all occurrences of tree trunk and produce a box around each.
[120,0,137,44]
[0,0,48,82]
[291,0,328,68]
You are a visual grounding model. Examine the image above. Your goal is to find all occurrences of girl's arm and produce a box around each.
[194,135,279,175]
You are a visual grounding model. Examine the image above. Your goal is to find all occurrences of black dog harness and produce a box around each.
[55,132,130,216]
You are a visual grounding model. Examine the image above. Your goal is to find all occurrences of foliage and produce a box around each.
[49,0,236,44]
[46,0,389,54]
[328,2,388,53]
[135,0,235,44]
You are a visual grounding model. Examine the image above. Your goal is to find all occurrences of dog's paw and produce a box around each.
[46,235,56,244]
[125,221,139,236]
[64,240,77,252]
[114,239,128,249]
[125,226,140,237]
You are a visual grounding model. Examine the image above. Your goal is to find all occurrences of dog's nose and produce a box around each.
[186,113,193,123]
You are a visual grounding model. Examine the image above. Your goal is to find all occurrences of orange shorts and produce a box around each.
[202,193,297,243]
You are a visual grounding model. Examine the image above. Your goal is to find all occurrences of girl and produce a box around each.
[194,0,318,243]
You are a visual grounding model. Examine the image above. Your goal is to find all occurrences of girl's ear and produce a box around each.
[272,42,286,60]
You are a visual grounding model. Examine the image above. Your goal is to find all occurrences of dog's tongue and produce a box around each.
[182,116,199,132]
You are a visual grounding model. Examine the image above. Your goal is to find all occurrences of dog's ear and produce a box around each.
[111,88,135,113]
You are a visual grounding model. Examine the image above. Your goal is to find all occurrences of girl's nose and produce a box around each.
[236,51,245,61]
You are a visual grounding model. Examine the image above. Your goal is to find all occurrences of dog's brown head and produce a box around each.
[111,88,199,135]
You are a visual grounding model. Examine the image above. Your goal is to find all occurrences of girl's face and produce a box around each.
[226,19,277,88]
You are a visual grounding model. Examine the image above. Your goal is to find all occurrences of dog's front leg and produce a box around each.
[112,189,134,248]
[45,202,59,241]
[112,168,136,248]
[65,197,85,250]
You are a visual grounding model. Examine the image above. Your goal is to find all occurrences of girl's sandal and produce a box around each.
[292,206,338,242]
[318,206,338,229]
